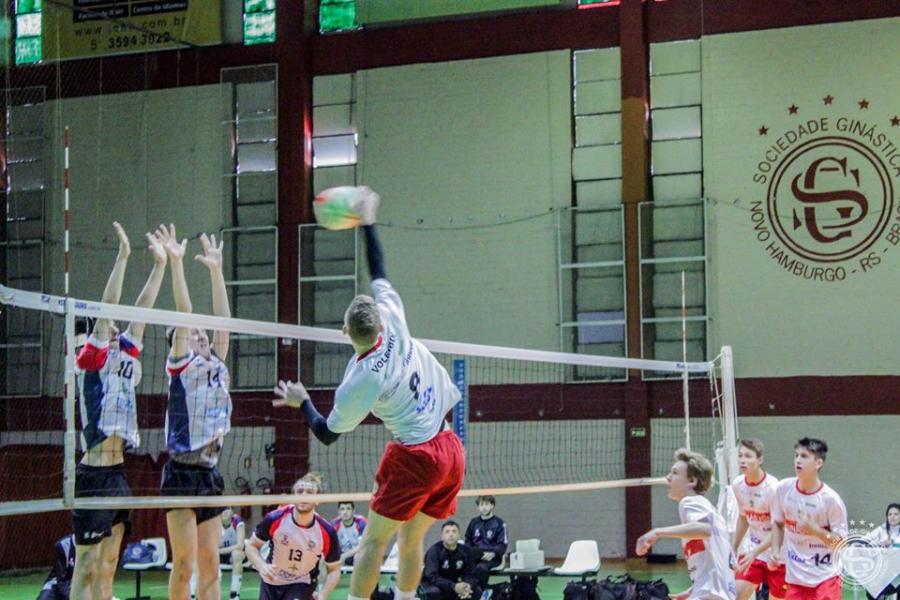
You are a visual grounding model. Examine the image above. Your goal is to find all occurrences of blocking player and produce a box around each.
[769,438,848,600]
[464,495,508,588]
[731,438,786,600]
[71,223,167,600]
[331,501,368,565]
[273,188,465,600]
[158,225,233,600]
[636,448,737,600]
[245,473,342,600]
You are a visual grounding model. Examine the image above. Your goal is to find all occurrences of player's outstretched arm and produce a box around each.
[196,233,231,360]
[273,380,341,445]
[156,224,190,358]
[361,225,386,281]
[127,231,167,345]
[95,222,131,342]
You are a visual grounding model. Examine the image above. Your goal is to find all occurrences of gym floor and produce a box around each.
[0,560,867,600]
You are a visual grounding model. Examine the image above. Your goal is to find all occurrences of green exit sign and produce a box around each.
[630,427,647,438]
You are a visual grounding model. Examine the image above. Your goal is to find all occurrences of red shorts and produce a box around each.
[371,430,465,522]
[737,559,788,597]
[785,576,842,600]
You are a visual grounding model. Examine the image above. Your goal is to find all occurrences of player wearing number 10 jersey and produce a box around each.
[273,188,465,600]
[770,438,848,600]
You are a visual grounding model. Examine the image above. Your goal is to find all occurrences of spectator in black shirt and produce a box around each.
[464,495,508,588]
[421,521,482,600]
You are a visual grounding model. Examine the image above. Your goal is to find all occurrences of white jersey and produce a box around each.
[678,494,737,600]
[771,478,848,586]
[732,472,781,563]
[76,332,142,451]
[165,351,232,463]
[221,514,243,549]
[326,278,462,445]
[254,508,341,586]
[867,524,900,548]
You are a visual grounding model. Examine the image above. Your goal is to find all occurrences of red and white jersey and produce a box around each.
[253,507,341,586]
[326,278,461,445]
[771,478,848,586]
[679,494,737,600]
[76,331,142,451]
[732,472,780,563]
[165,351,232,463]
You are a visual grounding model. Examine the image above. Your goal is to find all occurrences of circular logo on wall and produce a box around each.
[750,99,900,281]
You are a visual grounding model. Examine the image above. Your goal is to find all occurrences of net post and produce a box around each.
[63,297,77,508]
[720,345,739,482]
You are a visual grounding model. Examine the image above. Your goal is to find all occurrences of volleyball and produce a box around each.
[313,186,373,230]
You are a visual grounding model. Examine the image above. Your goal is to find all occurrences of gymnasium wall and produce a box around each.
[703,18,900,377]
[352,51,572,349]
[356,0,560,26]
[42,84,230,314]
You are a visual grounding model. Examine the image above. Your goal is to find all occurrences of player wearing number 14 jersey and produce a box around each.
[273,188,465,600]
[770,438,848,600]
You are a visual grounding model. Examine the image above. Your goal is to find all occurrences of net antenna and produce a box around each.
[681,270,690,450]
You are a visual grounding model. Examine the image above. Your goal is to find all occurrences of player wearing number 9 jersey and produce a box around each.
[770,438,848,600]
[273,188,465,600]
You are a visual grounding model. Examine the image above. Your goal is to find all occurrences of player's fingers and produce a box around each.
[210,234,218,248]
[199,233,210,249]
[272,399,287,407]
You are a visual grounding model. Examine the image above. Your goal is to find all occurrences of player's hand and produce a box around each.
[257,563,278,581]
[736,552,755,573]
[635,529,658,556]
[767,553,780,571]
[454,582,472,598]
[354,186,380,225]
[113,222,131,260]
[155,224,187,261]
[482,551,495,561]
[273,379,310,408]
[195,233,224,271]
[146,232,167,266]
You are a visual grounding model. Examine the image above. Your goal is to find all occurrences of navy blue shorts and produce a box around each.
[259,580,315,600]
[73,463,131,546]
[160,460,225,524]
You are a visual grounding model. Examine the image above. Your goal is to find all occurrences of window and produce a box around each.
[14,0,42,65]
[319,0,357,33]
[244,0,276,45]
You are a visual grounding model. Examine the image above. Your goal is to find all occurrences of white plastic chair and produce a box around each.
[380,542,400,574]
[553,540,600,580]
[123,538,167,600]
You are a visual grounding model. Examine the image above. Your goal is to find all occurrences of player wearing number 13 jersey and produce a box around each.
[770,438,848,600]
[246,474,342,600]
[273,188,465,600]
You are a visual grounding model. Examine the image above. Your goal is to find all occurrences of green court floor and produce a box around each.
[0,562,866,600]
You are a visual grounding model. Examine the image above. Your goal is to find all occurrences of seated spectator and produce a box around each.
[219,508,246,599]
[421,521,482,600]
[37,534,76,600]
[464,495,508,588]
[331,500,368,565]
[865,503,900,600]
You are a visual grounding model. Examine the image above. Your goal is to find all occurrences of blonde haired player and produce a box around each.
[71,223,167,600]
[273,188,465,600]
[769,438,848,600]
[731,438,786,600]
[636,448,737,600]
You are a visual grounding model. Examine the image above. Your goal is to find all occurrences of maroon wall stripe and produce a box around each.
[5,376,895,432]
